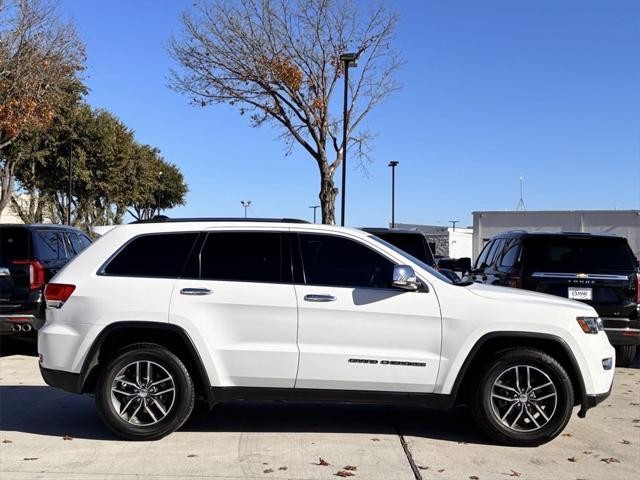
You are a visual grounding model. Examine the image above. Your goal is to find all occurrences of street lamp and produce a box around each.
[448,220,459,231]
[388,160,399,228]
[309,205,320,223]
[241,200,252,218]
[339,52,359,227]
[67,142,73,225]
[156,171,163,216]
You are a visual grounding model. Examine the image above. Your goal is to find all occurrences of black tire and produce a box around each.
[95,343,195,441]
[615,345,637,367]
[470,348,574,446]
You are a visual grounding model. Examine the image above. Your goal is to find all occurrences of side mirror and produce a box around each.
[392,265,421,291]
[456,257,472,273]
[437,258,456,270]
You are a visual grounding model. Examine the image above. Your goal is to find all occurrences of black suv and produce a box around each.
[0,224,92,338]
[465,231,639,366]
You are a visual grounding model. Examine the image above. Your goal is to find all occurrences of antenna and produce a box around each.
[516,176,526,211]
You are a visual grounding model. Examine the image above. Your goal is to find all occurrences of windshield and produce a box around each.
[368,235,455,284]
[369,232,435,266]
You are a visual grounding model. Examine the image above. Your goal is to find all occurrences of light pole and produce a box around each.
[67,142,73,225]
[156,170,163,216]
[339,52,359,227]
[388,160,399,228]
[241,200,252,218]
[309,205,320,223]
[448,220,459,231]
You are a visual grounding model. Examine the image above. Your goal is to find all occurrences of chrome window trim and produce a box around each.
[531,272,630,281]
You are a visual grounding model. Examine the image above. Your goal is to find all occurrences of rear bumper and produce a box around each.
[0,310,44,336]
[40,366,82,394]
[605,327,640,346]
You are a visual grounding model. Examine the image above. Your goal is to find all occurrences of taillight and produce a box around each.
[44,283,76,308]
[12,260,46,290]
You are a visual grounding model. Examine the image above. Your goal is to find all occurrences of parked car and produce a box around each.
[0,224,92,338]
[39,218,614,445]
[465,231,639,366]
[361,228,460,282]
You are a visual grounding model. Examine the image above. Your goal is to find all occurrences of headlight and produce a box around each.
[577,316,603,334]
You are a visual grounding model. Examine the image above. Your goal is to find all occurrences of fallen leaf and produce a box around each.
[344,465,357,471]
[621,440,631,445]
[630,403,639,406]
[278,466,288,471]
[1,439,12,444]
[583,451,593,454]
[23,458,38,461]
[438,469,445,473]
[562,433,573,437]
[470,476,479,480]
[418,465,429,470]
[370,438,380,442]
[187,454,198,458]
[318,458,330,466]
[567,457,577,463]
[62,435,73,441]
[509,470,522,477]
[263,468,274,474]
[600,458,621,464]
[334,471,355,477]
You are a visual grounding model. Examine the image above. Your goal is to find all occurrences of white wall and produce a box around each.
[448,228,473,258]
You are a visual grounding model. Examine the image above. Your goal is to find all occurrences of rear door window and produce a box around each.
[199,232,287,283]
[475,240,493,269]
[103,233,198,277]
[524,236,637,272]
[36,231,61,261]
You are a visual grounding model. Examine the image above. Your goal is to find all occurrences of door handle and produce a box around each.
[304,294,336,302]
[180,288,212,296]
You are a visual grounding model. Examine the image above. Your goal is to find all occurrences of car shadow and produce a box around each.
[0,337,38,358]
[0,384,491,445]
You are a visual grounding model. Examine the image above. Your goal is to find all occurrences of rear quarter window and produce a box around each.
[102,233,199,278]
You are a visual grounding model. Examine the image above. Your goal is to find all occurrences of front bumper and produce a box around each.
[40,366,83,394]
[578,385,612,418]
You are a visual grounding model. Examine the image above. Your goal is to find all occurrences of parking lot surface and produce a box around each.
[1,344,639,480]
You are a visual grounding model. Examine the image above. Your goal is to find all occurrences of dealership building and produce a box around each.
[472,209,640,259]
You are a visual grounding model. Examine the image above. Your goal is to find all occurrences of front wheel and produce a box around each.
[471,349,574,446]
[95,343,195,440]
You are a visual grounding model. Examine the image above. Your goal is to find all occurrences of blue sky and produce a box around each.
[60,0,640,226]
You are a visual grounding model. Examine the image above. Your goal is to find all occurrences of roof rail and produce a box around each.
[129,216,310,224]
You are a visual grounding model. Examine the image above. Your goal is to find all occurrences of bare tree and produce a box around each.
[0,0,84,217]
[170,0,401,224]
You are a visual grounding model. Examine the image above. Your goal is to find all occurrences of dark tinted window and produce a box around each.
[484,238,503,267]
[199,232,285,283]
[524,236,637,272]
[68,233,83,254]
[104,233,198,277]
[0,227,30,263]
[299,234,394,288]
[372,232,435,266]
[499,240,521,268]
[36,231,61,261]
[475,240,493,269]
[80,234,92,250]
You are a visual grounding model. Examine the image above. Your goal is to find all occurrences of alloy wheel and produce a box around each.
[110,360,176,426]
[490,364,558,432]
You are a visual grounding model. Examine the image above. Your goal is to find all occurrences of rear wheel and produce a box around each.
[615,345,637,367]
[95,343,195,440]
[471,349,574,446]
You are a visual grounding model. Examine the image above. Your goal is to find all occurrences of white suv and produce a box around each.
[38,219,615,445]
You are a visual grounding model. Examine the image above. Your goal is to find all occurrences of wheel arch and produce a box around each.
[451,332,588,415]
[79,321,215,407]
